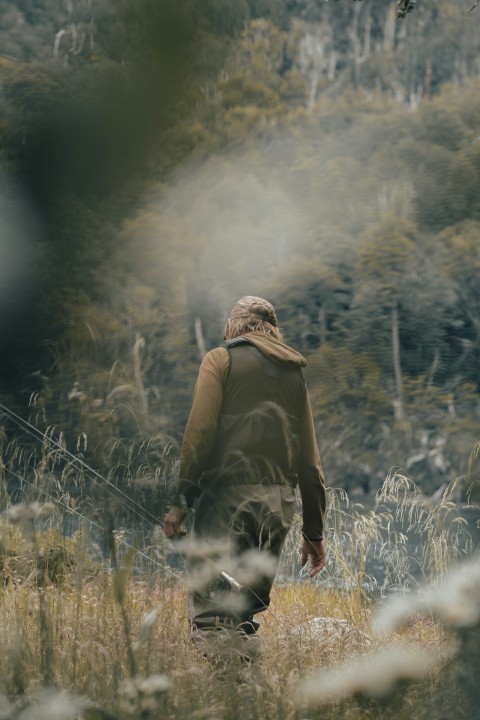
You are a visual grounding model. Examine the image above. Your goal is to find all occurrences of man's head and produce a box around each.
[224,296,282,340]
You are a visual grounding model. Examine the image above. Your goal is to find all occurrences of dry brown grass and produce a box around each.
[0,440,478,719]
[0,557,454,720]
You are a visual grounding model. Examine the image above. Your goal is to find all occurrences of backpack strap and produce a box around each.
[220,336,253,384]
[221,336,255,348]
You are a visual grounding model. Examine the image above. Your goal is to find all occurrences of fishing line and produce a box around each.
[0,402,319,630]
[2,461,288,629]
[0,402,162,528]
[0,462,185,582]
[0,407,277,612]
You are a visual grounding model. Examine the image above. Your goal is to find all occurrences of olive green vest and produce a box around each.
[203,338,306,487]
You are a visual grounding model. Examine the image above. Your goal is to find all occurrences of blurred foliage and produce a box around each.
[1,0,480,496]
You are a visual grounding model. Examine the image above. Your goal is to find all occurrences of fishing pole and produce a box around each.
[0,402,163,529]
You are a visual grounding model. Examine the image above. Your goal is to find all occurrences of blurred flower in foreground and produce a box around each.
[118,675,171,719]
[179,540,277,616]
[6,502,56,524]
[0,688,112,719]
[234,548,277,587]
[176,537,230,562]
[0,694,13,719]
[296,643,437,706]
[375,558,480,632]
[3,501,57,542]
[16,689,82,720]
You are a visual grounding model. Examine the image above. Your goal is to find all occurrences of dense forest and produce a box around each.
[1,0,480,497]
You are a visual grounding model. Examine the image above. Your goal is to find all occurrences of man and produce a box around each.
[164,296,326,659]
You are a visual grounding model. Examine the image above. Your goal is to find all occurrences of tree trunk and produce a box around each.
[319,306,327,345]
[349,4,371,86]
[391,302,405,424]
[133,333,148,416]
[384,2,397,52]
[195,317,207,360]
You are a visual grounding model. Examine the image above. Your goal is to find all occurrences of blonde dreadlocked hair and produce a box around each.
[224,296,283,341]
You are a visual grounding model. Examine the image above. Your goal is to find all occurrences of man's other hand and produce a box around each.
[301,538,326,577]
[163,506,187,539]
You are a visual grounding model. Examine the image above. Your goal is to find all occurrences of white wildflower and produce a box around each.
[7,502,56,524]
[374,593,423,634]
[234,549,277,586]
[213,587,248,616]
[188,562,248,614]
[188,555,231,593]
[17,689,81,720]
[137,675,171,714]
[136,675,171,695]
[376,558,480,632]
[176,537,230,560]
[118,675,171,719]
[297,644,437,706]
[427,561,480,627]
[118,678,138,717]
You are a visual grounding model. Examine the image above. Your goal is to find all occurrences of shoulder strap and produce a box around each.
[220,336,252,349]
[219,336,253,384]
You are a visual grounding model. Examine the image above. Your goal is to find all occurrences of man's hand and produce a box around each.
[163,506,187,539]
[301,538,326,577]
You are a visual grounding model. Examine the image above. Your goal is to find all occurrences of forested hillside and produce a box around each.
[1,0,480,495]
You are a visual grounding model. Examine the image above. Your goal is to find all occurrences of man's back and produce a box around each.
[208,338,306,487]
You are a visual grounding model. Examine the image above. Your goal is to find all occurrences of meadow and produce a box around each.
[0,431,479,720]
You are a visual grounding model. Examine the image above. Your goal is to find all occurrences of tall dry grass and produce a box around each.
[0,421,479,719]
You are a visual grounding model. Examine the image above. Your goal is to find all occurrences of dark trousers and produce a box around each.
[188,483,295,646]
